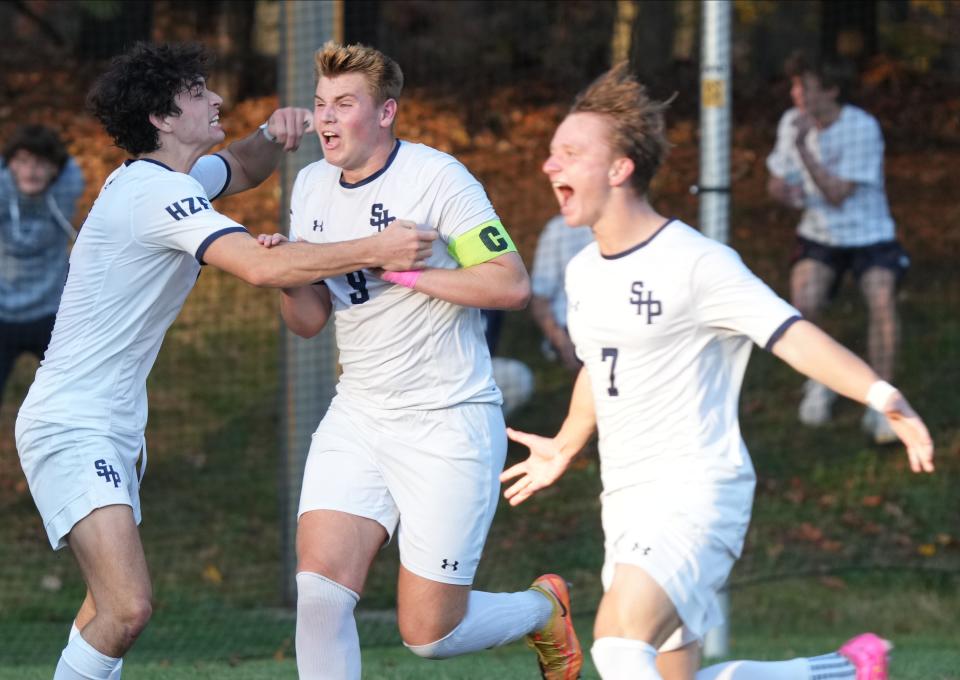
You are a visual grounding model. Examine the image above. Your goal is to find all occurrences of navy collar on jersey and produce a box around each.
[339,139,402,189]
[124,158,175,172]
[601,218,676,260]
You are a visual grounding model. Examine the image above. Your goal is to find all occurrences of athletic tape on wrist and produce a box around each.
[381,270,422,288]
[866,380,898,412]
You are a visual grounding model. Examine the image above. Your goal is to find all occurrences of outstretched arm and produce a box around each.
[202,221,437,288]
[772,319,934,473]
[217,107,313,197]
[500,366,597,506]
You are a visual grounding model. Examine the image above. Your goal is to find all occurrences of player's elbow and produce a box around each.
[500,277,531,310]
[285,320,323,339]
[241,263,275,288]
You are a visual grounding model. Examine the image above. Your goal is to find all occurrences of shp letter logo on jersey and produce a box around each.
[370,203,396,231]
[164,196,211,221]
[630,281,662,324]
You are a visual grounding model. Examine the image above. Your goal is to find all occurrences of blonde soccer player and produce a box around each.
[501,63,934,680]
[258,42,581,680]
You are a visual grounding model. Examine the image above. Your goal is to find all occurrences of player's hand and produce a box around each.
[376,219,438,271]
[499,428,575,506]
[882,392,935,473]
[256,233,288,248]
[264,107,314,152]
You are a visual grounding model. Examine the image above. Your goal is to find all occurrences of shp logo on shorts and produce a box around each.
[95,459,121,488]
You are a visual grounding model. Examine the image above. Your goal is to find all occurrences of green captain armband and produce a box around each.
[447,219,518,268]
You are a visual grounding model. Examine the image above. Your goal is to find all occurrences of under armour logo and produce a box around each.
[312,219,323,231]
[441,559,459,571]
[95,459,121,488]
[632,543,652,556]
[630,281,662,324]
[570,300,580,312]
[370,203,396,231]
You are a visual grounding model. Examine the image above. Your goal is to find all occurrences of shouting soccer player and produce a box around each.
[501,64,934,680]
[256,42,581,680]
[15,42,435,680]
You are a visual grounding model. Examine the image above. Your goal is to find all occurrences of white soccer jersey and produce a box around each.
[766,105,895,247]
[289,140,503,410]
[19,155,244,434]
[565,220,800,525]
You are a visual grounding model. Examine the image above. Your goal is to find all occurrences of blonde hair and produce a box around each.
[314,41,403,104]
[571,62,672,196]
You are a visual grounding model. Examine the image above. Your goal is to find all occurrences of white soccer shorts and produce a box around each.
[298,398,507,585]
[16,417,144,550]
[600,485,750,651]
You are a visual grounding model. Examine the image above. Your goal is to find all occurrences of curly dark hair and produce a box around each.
[2,124,69,170]
[87,42,213,156]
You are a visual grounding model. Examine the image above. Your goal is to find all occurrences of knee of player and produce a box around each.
[111,595,153,642]
[403,632,458,660]
[399,616,463,656]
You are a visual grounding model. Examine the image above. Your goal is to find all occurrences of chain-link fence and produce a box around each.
[1,0,957,670]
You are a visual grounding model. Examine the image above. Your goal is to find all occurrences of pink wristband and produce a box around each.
[381,270,422,288]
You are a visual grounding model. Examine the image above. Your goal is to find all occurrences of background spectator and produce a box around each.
[0,124,83,411]
[766,53,908,444]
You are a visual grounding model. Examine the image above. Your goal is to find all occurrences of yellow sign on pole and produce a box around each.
[702,78,725,108]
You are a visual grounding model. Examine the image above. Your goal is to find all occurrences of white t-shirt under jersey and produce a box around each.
[19,155,244,434]
[565,220,800,527]
[289,140,502,410]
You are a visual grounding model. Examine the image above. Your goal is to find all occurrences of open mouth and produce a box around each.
[552,181,574,209]
[209,115,221,128]
[321,131,340,149]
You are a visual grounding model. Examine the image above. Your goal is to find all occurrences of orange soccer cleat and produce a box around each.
[526,574,582,680]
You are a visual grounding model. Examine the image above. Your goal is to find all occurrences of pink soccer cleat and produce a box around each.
[838,632,893,680]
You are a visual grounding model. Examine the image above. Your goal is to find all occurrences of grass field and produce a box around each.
[2,575,958,678]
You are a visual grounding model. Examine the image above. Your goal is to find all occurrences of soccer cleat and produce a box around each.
[799,379,837,427]
[838,632,893,680]
[861,408,899,445]
[526,574,582,680]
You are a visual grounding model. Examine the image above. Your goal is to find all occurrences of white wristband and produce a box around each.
[259,122,279,143]
[865,380,898,412]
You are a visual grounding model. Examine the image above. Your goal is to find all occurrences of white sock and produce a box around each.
[296,572,361,680]
[697,653,854,680]
[54,633,121,679]
[69,624,124,679]
[405,589,552,658]
[591,637,662,680]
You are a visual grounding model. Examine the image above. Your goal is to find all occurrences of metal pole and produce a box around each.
[697,0,731,244]
[278,0,340,607]
[699,0,732,660]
